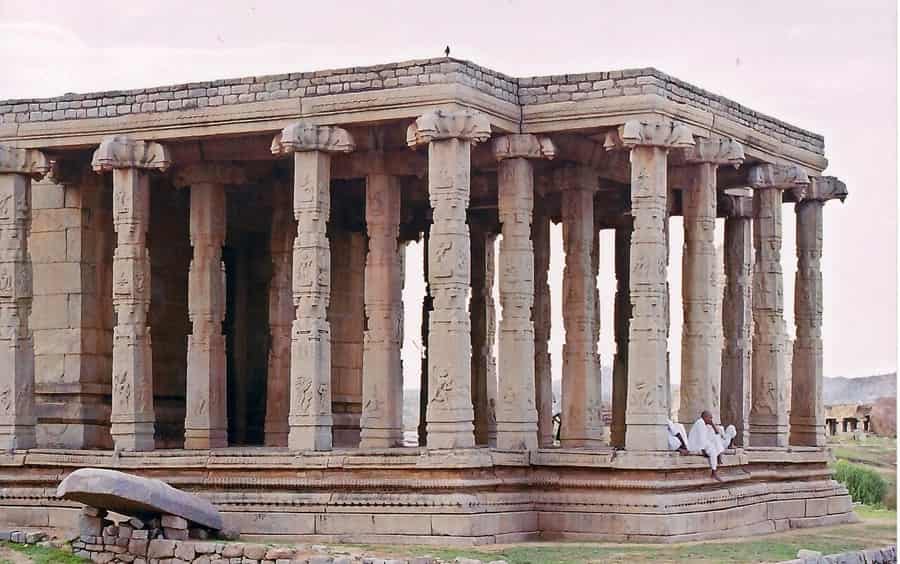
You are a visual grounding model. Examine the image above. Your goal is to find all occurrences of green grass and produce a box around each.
[0,542,83,564]
[350,516,897,564]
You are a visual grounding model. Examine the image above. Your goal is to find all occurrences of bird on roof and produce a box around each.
[444,45,450,57]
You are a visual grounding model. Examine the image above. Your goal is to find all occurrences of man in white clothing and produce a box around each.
[666,419,689,454]
[687,410,737,481]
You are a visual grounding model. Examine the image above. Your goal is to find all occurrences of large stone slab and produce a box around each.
[56,468,223,530]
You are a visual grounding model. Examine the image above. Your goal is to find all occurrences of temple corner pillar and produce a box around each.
[790,176,847,447]
[0,145,50,450]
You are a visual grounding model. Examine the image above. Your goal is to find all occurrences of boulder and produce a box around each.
[56,468,223,530]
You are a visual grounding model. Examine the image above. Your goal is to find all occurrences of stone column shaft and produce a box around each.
[184,182,227,449]
[721,205,752,447]
[496,154,541,450]
[92,136,171,451]
[748,163,809,447]
[611,221,631,448]
[360,171,404,448]
[532,201,553,447]
[272,122,355,451]
[0,146,47,450]
[289,150,333,450]
[407,108,491,449]
[110,168,155,450]
[790,176,846,446]
[265,182,294,447]
[559,167,602,447]
[679,139,744,425]
[679,162,720,423]
[604,119,694,450]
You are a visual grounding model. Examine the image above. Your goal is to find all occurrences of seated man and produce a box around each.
[666,418,690,454]
[687,410,737,481]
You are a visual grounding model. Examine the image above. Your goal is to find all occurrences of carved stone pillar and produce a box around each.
[407,108,491,449]
[605,120,694,450]
[721,194,753,447]
[557,165,602,448]
[92,136,170,451]
[611,219,632,448]
[747,163,809,447]
[532,192,553,447]
[791,177,847,447]
[174,165,245,449]
[679,139,744,425]
[0,146,49,450]
[265,180,294,447]
[360,167,404,448]
[271,122,355,451]
[470,222,495,446]
[492,134,555,450]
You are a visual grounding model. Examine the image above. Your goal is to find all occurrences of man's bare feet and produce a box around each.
[678,447,688,455]
[711,470,723,482]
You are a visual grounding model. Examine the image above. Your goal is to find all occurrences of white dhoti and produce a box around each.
[687,419,737,470]
[666,420,688,451]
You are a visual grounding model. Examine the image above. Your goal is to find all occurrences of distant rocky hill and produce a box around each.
[824,373,896,405]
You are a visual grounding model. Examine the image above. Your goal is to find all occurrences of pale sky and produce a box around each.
[0,0,895,385]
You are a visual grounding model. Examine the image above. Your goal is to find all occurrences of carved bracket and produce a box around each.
[603,119,694,150]
[92,136,171,172]
[406,108,491,147]
[271,122,355,155]
[803,175,848,203]
[683,137,745,168]
[747,163,810,195]
[0,145,50,180]
[493,134,556,161]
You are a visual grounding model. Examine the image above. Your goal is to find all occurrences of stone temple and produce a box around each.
[0,57,852,543]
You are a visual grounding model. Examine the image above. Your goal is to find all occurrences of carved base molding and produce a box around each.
[0,448,855,545]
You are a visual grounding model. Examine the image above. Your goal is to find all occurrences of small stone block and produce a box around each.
[160,515,189,530]
[163,528,188,540]
[221,545,244,558]
[132,530,150,540]
[174,542,196,561]
[118,524,134,538]
[242,545,266,560]
[129,517,146,529]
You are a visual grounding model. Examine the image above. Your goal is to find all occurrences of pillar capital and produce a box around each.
[803,176,848,203]
[720,193,754,218]
[603,119,694,150]
[271,122,355,155]
[748,163,810,190]
[92,136,171,172]
[173,163,247,187]
[492,134,556,161]
[553,165,597,193]
[683,137,745,167]
[0,145,50,180]
[406,108,491,147]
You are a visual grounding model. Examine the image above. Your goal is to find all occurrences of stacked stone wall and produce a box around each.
[0,59,821,155]
[30,175,113,448]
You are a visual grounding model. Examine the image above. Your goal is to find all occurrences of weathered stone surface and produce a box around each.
[146,539,176,559]
[56,468,223,530]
